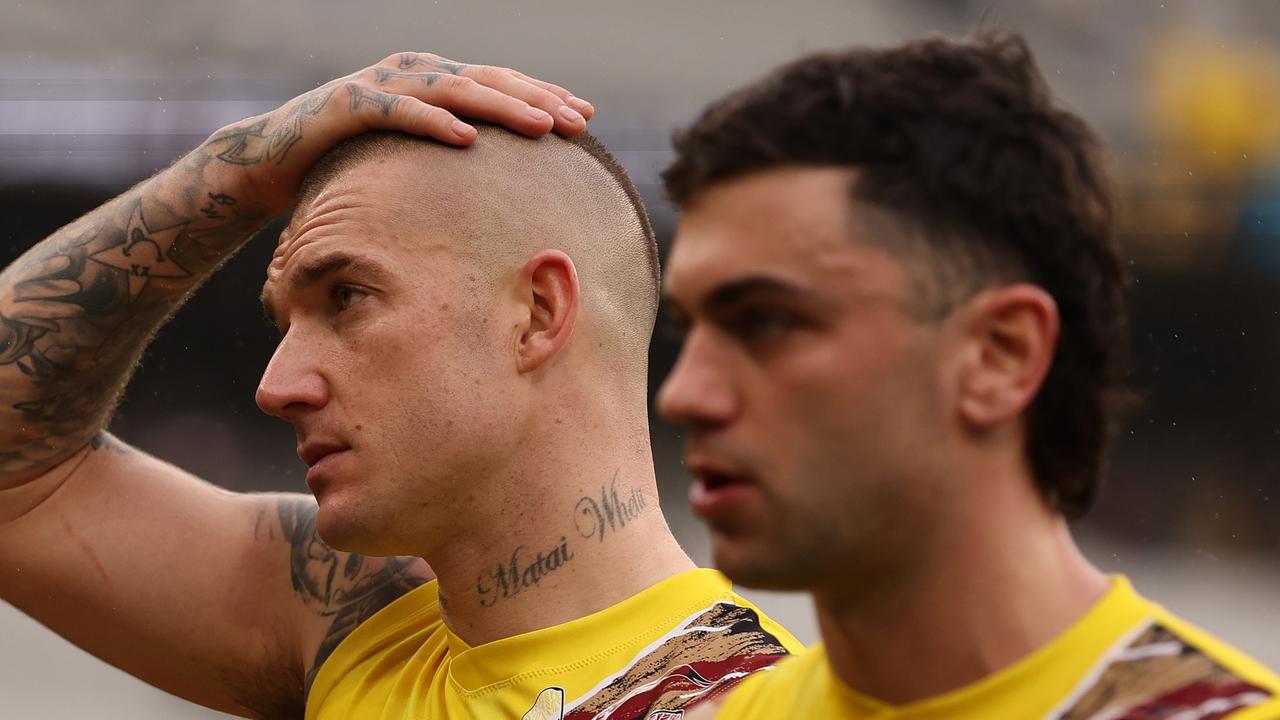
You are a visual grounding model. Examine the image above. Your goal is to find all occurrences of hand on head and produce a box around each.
[195,51,595,215]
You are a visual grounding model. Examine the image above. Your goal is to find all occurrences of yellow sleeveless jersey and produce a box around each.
[305,568,803,719]
[715,576,1280,719]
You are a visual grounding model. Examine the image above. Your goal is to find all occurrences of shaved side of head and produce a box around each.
[296,127,660,390]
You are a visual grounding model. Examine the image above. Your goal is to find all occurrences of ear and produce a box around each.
[513,249,580,374]
[953,284,1059,430]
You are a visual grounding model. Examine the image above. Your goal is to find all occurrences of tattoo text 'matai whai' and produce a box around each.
[473,471,648,608]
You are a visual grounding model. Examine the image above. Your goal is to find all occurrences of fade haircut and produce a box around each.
[662,32,1129,519]
[297,127,660,389]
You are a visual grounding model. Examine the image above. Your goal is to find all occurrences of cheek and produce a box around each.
[755,330,943,478]
[364,306,512,449]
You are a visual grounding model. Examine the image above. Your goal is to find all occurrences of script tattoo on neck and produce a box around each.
[574,470,647,543]
[471,472,648,609]
[475,536,574,608]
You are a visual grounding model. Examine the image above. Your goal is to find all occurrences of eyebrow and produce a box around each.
[669,275,819,318]
[261,251,392,328]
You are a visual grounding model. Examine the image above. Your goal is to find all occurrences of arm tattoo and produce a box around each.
[207,86,337,166]
[274,497,428,696]
[89,203,193,299]
[0,159,267,483]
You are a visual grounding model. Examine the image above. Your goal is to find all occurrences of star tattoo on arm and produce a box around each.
[89,204,192,300]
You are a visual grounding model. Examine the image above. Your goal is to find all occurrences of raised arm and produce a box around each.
[0,54,592,717]
[0,52,588,490]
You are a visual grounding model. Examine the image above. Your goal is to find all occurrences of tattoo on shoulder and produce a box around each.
[272,497,429,694]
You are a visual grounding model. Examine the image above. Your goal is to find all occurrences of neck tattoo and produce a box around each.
[471,469,647,609]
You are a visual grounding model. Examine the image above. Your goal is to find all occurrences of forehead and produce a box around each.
[665,167,907,301]
[268,157,447,286]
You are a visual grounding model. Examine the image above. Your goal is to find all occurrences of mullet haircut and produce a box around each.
[662,32,1130,519]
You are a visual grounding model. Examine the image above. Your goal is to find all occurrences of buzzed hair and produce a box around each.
[296,127,661,386]
[565,132,660,293]
[299,129,658,293]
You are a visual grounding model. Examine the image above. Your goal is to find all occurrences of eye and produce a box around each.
[724,307,796,343]
[659,307,691,342]
[330,284,369,312]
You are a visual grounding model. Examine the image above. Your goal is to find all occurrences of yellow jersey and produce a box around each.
[306,568,803,719]
[715,576,1280,719]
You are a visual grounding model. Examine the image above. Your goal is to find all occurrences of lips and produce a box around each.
[695,468,747,491]
[686,459,758,521]
[298,441,349,468]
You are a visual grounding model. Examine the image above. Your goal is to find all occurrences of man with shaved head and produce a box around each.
[0,54,797,719]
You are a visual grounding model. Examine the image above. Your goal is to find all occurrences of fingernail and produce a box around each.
[452,120,475,137]
[568,95,593,114]
[559,105,584,124]
[528,106,552,123]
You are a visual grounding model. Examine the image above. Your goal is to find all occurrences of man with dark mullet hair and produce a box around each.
[660,33,1280,719]
[0,52,798,719]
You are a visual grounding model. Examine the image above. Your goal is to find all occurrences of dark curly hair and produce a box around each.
[662,32,1129,519]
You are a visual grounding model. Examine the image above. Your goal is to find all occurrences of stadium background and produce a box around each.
[2,1,1279,716]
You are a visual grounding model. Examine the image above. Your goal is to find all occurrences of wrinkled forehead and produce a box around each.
[263,174,481,315]
[279,151,485,255]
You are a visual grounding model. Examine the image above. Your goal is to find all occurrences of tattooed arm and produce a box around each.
[0,53,592,717]
[0,51,589,489]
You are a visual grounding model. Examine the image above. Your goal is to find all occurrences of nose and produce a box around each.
[255,329,330,421]
[656,329,740,430]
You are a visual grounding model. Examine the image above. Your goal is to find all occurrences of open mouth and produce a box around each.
[688,463,758,520]
[698,469,748,491]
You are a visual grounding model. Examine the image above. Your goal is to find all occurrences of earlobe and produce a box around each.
[515,250,580,374]
[955,285,1059,429]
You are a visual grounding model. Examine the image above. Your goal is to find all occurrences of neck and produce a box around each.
[814,458,1108,706]
[428,412,695,646]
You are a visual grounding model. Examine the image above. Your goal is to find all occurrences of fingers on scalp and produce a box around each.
[376,70,552,136]
[341,81,399,115]
[435,73,478,93]
[512,71,569,98]
[337,81,471,144]
[439,80,555,137]
[465,67,582,134]
[510,70,593,119]
[402,99,475,145]
[473,65,562,109]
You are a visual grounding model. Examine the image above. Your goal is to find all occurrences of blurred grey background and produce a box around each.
[2,0,1280,717]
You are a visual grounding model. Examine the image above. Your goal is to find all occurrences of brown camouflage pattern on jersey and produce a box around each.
[1056,623,1271,720]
